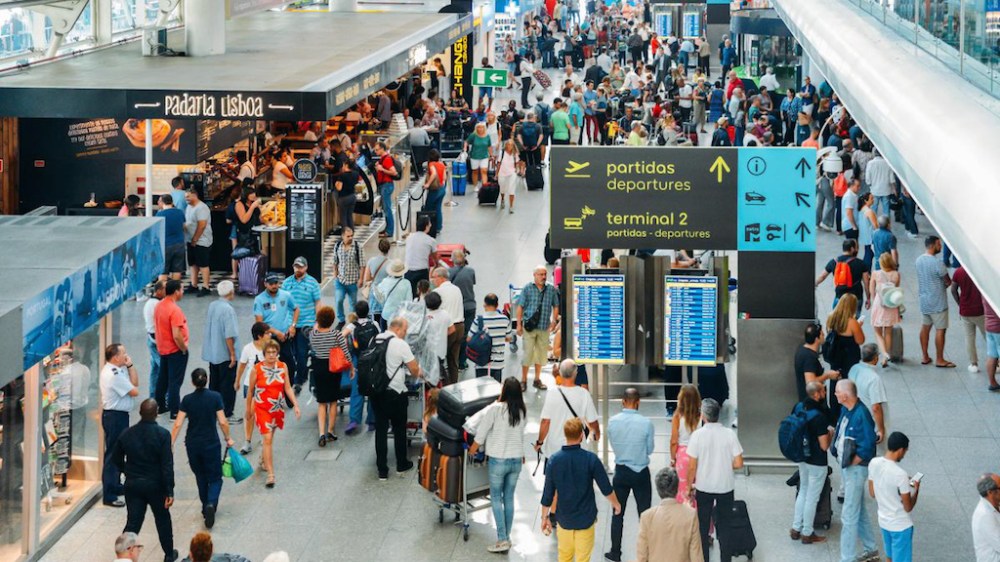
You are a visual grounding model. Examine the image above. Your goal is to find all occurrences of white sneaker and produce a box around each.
[906,232,919,239]
[969,364,981,373]
[487,542,510,553]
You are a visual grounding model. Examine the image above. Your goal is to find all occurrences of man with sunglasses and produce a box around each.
[114,532,142,561]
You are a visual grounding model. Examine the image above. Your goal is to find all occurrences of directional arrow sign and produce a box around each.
[794,222,811,242]
[794,157,813,178]
[471,68,509,88]
[795,192,811,207]
[709,156,731,183]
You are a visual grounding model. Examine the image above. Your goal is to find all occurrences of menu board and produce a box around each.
[663,276,718,366]
[572,274,626,365]
[286,185,320,241]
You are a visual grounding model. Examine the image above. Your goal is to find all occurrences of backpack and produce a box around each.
[391,156,405,180]
[821,329,837,364]
[833,258,855,288]
[351,320,379,357]
[778,403,818,463]
[466,316,494,367]
[357,335,400,397]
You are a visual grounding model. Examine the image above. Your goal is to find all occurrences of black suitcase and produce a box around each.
[478,182,500,206]
[716,500,757,560]
[427,416,466,457]
[544,232,560,265]
[787,467,833,529]
[437,377,502,430]
[526,163,544,190]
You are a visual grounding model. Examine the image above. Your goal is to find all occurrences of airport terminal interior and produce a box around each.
[0,0,999,561]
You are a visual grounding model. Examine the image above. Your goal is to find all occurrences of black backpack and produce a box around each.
[357,335,401,397]
[351,320,379,357]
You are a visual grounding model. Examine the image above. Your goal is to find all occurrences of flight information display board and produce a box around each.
[572,274,626,364]
[663,276,718,366]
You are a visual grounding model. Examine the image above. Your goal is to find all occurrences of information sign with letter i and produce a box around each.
[572,274,626,364]
[663,276,718,366]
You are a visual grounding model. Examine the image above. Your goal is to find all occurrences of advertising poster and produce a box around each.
[22,223,164,369]
[62,118,196,163]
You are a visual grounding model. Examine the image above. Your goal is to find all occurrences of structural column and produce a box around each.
[185,0,225,56]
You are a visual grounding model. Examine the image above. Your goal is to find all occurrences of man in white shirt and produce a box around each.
[403,216,437,298]
[534,359,600,460]
[687,398,744,562]
[432,267,465,385]
[676,78,694,124]
[100,343,140,507]
[562,65,580,87]
[759,66,781,92]
[597,49,612,74]
[973,473,1000,562]
[622,66,641,92]
[868,432,919,562]
[865,149,894,220]
[372,318,422,480]
[143,281,165,399]
[849,344,889,450]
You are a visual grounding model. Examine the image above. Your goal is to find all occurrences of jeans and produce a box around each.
[872,195,892,219]
[422,188,446,236]
[488,457,521,542]
[816,182,836,228]
[881,526,914,562]
[901,195,918,235]
[159,351,189,416]
[372,391,409,476]
[102,410,129,502]
[208,361,237,418]
[146,335,160,399]
[942,242,960,268]
[379,182,395,237]
[334,280,359,324]
[610,465,652,559]
[124,480,174,558]
[289,329,310,387]
[696,489,734,562]
[349,355,375,426]
[793,462,827,536]
[186,440,223,511]
[278,335,298,386]
[840,465,877,562]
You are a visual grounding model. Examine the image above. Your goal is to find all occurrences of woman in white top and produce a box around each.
[468,378,527,554]
[485,112,501,152]
[670,383,702,506]
[496,139,520,214]
[234,321,271,454]
[269,149,294,193]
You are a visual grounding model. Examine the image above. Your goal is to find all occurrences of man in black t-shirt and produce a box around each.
[793,321,842,403]
[790,381,834,544]
[815,239,870,312]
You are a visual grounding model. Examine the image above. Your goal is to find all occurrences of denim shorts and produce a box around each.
[987,332,1000,359]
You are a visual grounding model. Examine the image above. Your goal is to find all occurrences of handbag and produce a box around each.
[328,345,351,373]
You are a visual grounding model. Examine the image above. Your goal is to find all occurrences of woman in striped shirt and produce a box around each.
[309,306,352,447]
[468,377,527,553]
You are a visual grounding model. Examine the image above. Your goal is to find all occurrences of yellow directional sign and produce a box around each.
[709,156,731,183]
[565,160,591,178]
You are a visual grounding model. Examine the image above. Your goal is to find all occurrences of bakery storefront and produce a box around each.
[0,215,163,562]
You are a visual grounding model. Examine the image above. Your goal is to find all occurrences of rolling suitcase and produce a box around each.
[478,182,500,206]
[533,69,552,90]
[237,254,268,297]
[716,500,757,560]
[419,442,441,493]
[427,416,466,457]
[451,161,467,195]
[525,163,544,190]
[436,243,467,267]
[544,232,560,264]
[437,377,502,430]
[436,454,463,504]
[890,325,904,362]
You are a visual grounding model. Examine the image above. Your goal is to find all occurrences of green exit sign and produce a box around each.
[471,68,509,88]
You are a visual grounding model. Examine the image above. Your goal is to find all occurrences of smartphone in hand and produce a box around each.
[910,472,924,487]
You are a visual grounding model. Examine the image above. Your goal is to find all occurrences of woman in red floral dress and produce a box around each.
[250,340,301,488]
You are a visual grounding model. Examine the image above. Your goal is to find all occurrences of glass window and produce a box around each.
[0,376,26,559]
[0,8,37,59]
[37,322,102,540]
[112,0,163,33]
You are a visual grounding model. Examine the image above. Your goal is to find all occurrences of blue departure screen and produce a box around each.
[572,275,626,365]
[663,276,718,366]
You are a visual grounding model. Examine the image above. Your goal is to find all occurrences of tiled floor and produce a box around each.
[40,75,996,562]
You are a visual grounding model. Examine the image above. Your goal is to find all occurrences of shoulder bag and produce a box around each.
[558,388,591,439]
[360,256,387,300]
[521,285,548,332]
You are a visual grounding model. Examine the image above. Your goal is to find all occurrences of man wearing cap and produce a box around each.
[202,280,240,423]
[711,117,732,147]
[375,259,413,327]
[114,532,143,561]
[254,272,300,385]
[282,257,322,394]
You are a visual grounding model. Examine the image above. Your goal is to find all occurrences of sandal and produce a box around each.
[326,432,338,442]
[319,435,327,447]
[265,475,275,488]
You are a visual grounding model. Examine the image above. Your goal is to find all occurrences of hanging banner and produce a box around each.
[452,33,475,106]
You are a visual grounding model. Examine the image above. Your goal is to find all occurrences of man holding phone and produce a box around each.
[868,432,920,562]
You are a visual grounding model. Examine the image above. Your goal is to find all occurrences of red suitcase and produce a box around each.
[435,243,468,268]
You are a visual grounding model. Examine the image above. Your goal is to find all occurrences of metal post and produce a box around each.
[23,364,41,553]
[144,119,154,217]
[601,364,609,468]
[959,0,966,75]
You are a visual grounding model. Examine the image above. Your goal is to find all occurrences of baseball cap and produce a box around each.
[264,272,281,284]
[293,256,308,268]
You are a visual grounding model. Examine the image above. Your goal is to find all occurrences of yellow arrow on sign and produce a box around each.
[709,156,731,183]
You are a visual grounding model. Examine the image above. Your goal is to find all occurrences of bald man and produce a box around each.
[606,388,655,562]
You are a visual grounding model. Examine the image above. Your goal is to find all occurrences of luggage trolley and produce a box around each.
[388,380,426,447]
[430,447,492,542]
[502,284,522,353]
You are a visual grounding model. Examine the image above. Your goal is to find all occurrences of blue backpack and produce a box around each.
[778,403,819,463]
[465,316,494,367]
